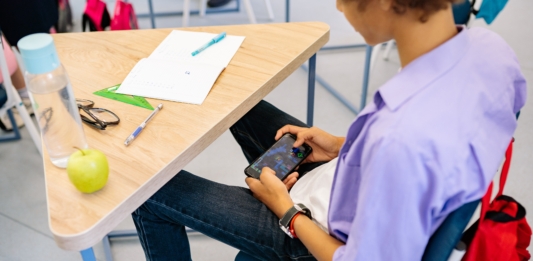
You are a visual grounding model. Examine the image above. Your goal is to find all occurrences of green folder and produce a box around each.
[93,84,154,110]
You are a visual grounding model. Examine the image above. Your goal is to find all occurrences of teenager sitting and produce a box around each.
[132,0,527,260]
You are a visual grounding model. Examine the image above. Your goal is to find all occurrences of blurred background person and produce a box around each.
[0,0,58,46]
[0,34,32,131]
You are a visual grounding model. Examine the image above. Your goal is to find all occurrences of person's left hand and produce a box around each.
[246,167,295,218]
[283,172,299,190]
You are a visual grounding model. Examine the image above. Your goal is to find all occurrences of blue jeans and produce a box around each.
[132,101,324,261]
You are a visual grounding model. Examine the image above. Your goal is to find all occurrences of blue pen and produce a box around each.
[124,103,163,146]
[191,32,227,56]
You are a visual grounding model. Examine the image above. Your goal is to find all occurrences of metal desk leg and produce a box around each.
[360,45,372,111]
[147,0,156,28]
[286,0,290,22]
[102,234,113,261]
[80,248,97,261]
[307,54,316,126]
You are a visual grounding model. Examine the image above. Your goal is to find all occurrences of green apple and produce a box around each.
[67,148,109,193]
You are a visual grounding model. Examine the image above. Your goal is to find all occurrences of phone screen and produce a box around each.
[246,134,311,180]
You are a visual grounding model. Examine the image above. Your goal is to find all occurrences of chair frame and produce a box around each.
[139,0,275,28]
[0,33,42,154]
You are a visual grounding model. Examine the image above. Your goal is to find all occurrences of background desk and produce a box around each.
[45,22,329,259]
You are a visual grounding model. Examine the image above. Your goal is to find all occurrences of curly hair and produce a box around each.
[345,0,463,22]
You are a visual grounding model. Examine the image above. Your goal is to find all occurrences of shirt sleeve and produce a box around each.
[333,135,442,260]
[0,35,18,83]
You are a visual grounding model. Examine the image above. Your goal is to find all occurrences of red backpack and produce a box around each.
[110,0,139,30]
[461,140,532,261]
[82,0,111,32]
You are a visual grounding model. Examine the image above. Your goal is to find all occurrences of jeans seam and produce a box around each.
[234,129,267,152]
[138,214,154,261]
[146,199,313,260]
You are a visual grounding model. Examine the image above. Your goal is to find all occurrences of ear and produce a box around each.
[379,0,393,11]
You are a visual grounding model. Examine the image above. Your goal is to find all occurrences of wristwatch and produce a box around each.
[279,203,312,238]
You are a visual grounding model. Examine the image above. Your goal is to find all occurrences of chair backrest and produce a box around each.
[453,0,473,25]
[422,200,480,261]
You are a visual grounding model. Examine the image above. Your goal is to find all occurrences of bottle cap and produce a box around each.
[17,33,60,74]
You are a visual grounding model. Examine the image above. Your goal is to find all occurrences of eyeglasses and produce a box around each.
[77,99,120,130]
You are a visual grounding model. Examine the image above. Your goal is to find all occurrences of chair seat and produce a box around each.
[422,200,479,261]
[0,84,7,108]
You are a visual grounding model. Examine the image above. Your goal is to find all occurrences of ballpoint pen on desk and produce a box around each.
[191,32,227,56]
[124,103,163,146]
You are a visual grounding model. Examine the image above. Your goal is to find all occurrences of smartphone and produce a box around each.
[244,133,312,180]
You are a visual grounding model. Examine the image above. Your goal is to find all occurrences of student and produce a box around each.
[132,0,527,259]
[0,35,32,131]
[0,0,58,46]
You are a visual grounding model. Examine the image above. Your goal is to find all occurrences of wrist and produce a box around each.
[279,203,313,238]
[276,200,295,219]
[289,212,301,238]
[336,137,346,154]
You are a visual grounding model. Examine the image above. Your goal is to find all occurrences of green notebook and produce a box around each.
[93,84,154,110]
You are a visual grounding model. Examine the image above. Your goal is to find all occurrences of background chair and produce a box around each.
[144,0,275,28]
[0,34,41,154]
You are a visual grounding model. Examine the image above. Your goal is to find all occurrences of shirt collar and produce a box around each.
[378,26,470,111]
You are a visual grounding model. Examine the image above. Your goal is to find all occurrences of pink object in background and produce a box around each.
[111,0,139,30]
[83,0,111,31]
[0,36,18,83]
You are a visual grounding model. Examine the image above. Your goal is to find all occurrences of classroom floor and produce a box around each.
[1,0,532,260]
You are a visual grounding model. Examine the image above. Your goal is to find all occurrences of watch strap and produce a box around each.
[279,203,312,238]
[289,212,301,238]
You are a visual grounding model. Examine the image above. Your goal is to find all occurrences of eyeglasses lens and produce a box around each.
[77,100,94,108]
[88,108,119,123]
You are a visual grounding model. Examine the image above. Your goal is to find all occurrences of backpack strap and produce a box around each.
[497,138,513,197]
[480,139,514,222]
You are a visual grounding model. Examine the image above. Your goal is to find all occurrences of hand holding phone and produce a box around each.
[244,133,312,181]
[275,125,344,164]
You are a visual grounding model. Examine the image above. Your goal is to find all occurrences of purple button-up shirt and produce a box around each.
[328,27,527,260]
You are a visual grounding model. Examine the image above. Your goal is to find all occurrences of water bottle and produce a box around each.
[18,33,88,168]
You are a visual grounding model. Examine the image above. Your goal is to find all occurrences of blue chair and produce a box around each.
[0,36,42,152]
[0,84,21,142]
[235,200,480,261]
[453,0,473,25]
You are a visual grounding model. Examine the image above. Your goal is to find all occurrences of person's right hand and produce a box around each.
[275,125,345,164]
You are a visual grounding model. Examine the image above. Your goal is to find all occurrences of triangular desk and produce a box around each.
[45,22,329,259]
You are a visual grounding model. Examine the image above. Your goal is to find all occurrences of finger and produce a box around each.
[260,167,282,186]
[285,174,298,190]
[245,177,261,190]
[293,129,313,148]
[285,176,298,189]
[283,172,299,184]
[261,167,276,176]
[275,125,306,140]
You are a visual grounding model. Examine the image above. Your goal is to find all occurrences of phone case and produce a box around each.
[244,133,312,180]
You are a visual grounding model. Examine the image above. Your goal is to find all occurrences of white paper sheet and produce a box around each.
[116,58,224,105]
[116,30,245,104]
